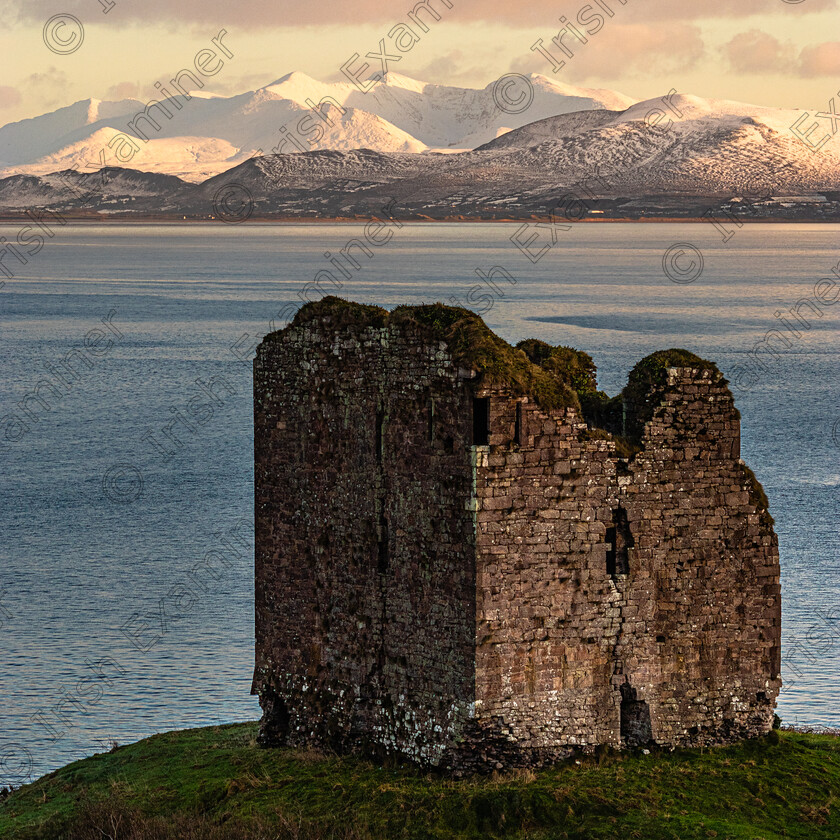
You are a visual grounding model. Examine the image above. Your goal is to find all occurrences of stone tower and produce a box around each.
[252,298,781,773]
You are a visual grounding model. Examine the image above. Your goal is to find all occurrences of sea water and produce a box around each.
[0,223,837,783]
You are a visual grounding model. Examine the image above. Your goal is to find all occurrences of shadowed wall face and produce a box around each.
[252,319,477,765]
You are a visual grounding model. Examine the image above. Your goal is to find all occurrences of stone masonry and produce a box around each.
[252,298,781,773]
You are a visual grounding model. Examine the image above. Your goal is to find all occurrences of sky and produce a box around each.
[0,0,838,124]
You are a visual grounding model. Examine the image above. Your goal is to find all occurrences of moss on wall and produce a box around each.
[289,297,389,330]
[276,304,741,460]
[620,349,721,444]
[516,340,598,394]
[739,462,775,527]
[278,298,582,411]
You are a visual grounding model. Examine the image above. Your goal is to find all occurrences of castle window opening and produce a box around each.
[620,682,652,746]
[377,514,389,574]
[473,397,490,445]
[606,505,633,578]
[375,409,384,462]
[514,401,526,447]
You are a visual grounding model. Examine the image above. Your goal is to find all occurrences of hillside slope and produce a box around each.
[1,723,839,839]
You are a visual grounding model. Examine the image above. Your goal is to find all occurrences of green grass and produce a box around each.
[2,725,839,839]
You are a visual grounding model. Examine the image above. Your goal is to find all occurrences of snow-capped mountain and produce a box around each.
[0,167,191,211]
[189,92,840,205]
[260,71,634,149]
[474,93,840,194]
[0,91,837,219]
[0,72,636,182]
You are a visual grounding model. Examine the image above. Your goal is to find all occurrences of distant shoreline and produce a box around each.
[1,216,837,225]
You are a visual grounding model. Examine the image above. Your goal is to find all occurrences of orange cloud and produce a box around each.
[513,23,705,80]
[4,0,838,28]
[21,67,70,108]
[798,41,840,76]
[104,81,142,100]
[723,31,840,77]
[721,30,795,74]
[0,86,22,109]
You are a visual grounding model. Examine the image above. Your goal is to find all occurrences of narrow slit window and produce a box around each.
[375,410,384,463]
[377,515,389,574]
[606,505,633,578]
[515,401,526,447]
[472,397,490,446]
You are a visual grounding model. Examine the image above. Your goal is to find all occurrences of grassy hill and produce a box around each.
[1,723,839,839]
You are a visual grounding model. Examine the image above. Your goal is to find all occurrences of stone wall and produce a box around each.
[252,314,478,765]
[253,301,781,773]
[466,367,780,771]
[467,395,623,770]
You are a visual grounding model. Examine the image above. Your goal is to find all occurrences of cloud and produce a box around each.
[2,0,837,28]
[21,67,70,107]
[104,81,142,100]
[721,30,795,74]
[723,31,840,77]
[631,0,837,19]
[0,86,22,109]
[797,41,840,76]
[512,23,705,81]
[405,50,500,86]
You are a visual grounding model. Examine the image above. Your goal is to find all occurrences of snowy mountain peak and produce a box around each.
[262,71,320,90]
[617,93,808,136]
[0,70,640,179]
[373,72,430,93]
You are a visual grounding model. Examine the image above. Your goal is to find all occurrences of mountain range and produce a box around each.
[0,73,837,220]
[0,72,635,182]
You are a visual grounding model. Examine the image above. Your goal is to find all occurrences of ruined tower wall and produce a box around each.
[253,300,781,773]
[614,368,781,745]
[253,321,478,764]
[470,396,624,764]
[469,368,781,765]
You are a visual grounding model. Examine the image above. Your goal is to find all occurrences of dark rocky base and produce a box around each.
[256,704,777,777]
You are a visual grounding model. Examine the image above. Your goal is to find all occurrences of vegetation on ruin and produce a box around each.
[626,349,720,386]
[513,339,628,452]
[281,304,771,515]
[388,303,580,410]
[739,462,775,527]
[284,298,583,410]
[514,340,598,395]
[288,297,389,330]
[283,302,726,429]
[3,723,840,840]
[611,349,721,445]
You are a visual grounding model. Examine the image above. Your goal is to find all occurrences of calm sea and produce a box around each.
[0,223,837,784]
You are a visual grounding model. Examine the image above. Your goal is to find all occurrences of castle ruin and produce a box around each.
[251,298,781,773]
